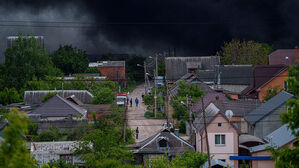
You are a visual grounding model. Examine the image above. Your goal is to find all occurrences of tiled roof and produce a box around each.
[213,100,262,117]
[219,65,253,85]
[250,124,296,153]
[241,65,288,95]
[244,91,295,125]
[197,65,253,85]
[269,49,297,66]
[190,92,228,114]
[30,95,87,118]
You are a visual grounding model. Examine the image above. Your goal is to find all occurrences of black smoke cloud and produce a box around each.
[0,0,299,62]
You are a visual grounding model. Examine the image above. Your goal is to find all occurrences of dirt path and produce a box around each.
[127,84,166,142]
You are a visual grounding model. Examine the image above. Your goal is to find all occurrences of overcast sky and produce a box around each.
[0,0,299,62]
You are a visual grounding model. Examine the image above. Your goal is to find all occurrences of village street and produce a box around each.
[127,84,166,142]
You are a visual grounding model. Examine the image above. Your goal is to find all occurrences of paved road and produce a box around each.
[127,84,166,142]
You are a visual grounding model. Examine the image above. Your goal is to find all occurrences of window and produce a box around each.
[284,81,288,90]
[215,134,225,145]
[159,139,168,148]
[220,159,226,162]
[218,123,222,127]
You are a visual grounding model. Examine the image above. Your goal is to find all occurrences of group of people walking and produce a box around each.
[129,97,139,107]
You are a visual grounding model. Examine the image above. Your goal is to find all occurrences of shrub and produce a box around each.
[92,88,114,104]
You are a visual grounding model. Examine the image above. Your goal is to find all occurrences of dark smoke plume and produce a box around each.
[0,0,299,63]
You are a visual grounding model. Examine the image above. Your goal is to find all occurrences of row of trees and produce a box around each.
[2,35,95,91]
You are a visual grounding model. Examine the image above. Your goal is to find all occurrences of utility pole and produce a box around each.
[154,55,158,118]
[202,98,211,168]
[144,61,147,95]
[166,80,170,126]
[123,100,127,143]
[188,96,192,136]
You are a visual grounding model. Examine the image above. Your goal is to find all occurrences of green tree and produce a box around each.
[171,151,208,168]
[51,45,89,75]
[219,39,273,66]
[4,35,62,90]
[0,88,21,105]
[268,64,299,167]
[146,151,208,168]
[85,67,102,74]
[158,60,166,76]
[75,127,133,168]
[126,55,145,81]
[0,108,38,168]
[32,126,66,142]
[263,85,282,101]
[92,88,114,104]
[46,159,76,168]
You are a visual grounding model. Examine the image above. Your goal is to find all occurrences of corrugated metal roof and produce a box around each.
[244,91,295,125]
[24,90,94,105]
[250,124,296,153]
[89,61,125,67]
[239,134,264,144]
[194,103,220,133]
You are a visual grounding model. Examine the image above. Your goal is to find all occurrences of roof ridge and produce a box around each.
[56,95,86,116]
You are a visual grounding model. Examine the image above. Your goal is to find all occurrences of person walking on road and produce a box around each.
[135,97,139,107]
[130,98,132,107]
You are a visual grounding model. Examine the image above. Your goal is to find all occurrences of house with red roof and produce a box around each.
[269,48,299,66]
[241,65,288,101]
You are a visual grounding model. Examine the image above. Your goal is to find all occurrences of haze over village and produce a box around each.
[0,1,298,168]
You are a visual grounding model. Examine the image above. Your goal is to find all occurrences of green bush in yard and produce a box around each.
[92,88,114,104]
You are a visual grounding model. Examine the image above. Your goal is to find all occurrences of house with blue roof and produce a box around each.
[250,124,297,168]
[230,124,297,168]
[244,91,295,138]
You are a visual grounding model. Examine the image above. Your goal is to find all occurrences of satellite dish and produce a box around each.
[225,110,233,119]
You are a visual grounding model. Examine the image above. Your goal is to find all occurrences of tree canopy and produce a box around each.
[0,88,21,105]
[51,45,89,75]
[0,108,38,168]
[268,63,299,167]
[4,35,62,90]
[219,39,273,66]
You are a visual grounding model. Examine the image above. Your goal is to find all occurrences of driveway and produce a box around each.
[127,84,166,142]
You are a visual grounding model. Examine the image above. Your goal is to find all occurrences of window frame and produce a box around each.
[215,134,226,146]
